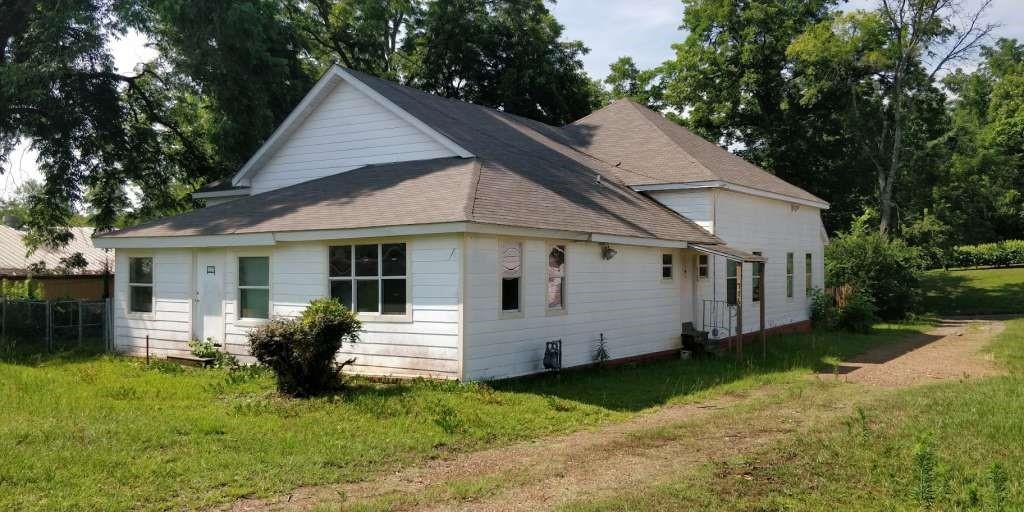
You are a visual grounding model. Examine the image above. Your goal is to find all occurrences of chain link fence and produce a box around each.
[0,298,112,356]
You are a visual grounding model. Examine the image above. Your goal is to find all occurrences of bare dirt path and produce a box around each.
[816,318,1005,387]
[220,319,1006,512]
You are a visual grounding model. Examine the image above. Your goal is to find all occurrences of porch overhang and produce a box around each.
[690,243,765,263]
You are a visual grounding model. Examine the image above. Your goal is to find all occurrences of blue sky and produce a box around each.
[4,0,1023,199]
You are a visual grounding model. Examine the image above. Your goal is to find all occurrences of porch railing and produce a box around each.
[701,299,736,339]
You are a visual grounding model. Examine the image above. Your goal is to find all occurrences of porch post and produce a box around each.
[759,260,766,359]
[735,261,743,356]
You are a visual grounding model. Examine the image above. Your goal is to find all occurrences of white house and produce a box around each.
[94,66,828,381]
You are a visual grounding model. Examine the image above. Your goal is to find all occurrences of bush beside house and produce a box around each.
[248,299,361,397]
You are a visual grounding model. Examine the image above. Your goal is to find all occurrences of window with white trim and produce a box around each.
[662,253,673,279]
[329,243,407,315]
[238,256,270,319]
[501,241,522,312]
[698,254,709,279]
[805,253,813,295]
[128,257,153,313]
[786,252,794,299]
[547,245,566,310]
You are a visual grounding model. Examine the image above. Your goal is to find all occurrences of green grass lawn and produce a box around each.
[560,318,1024,512]
[0,324,927,511]
[921,266,1024,316]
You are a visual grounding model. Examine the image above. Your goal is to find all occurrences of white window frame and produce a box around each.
[805,252,813,296]
[327,241,411,322]
[726,259,738,306]
[546,243,567,315]
[127,256,154,316]
[697,254,709,279]
[499,239,524,319]
[662,253,674,280]
[237,255,271,323]
[786,252,794,299]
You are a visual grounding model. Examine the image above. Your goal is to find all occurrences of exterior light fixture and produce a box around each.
[601,244,617,260]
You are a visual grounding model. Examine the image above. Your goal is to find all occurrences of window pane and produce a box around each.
[130,286,152,313]
[240,288,269,319]
[329,246,352,277]
[698,255,708,278]
[355,244,379,277]
[727,260,737,279]
[130,258,153,284]
[330,280,353,309]
[381,243,406,276]
[752,262,762,302]
[501,242,521,278]
[239,257,269,287]
[727,278,737,306]
[356,279,379,313]
[662,254,672,265]
[502,277,519,311]
[547,277,564,309]
[382,279,406,314]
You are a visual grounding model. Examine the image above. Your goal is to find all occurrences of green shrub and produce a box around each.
[188,338,239,369]
[0,278,44,299]
[826,221,925,320]
[248,298,361,397]
[951,240,1024,268]
[836,289,877,333]
[903,213,955,269]
[809,288,837,329]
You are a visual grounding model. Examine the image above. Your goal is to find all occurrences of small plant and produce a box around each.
[248,298,361,397]
[913,434,938,510]
[594,333,610,365]
[987,462,1008,512]
[188,338,239,369]
[809,288,837,329]
[433,404,464,434]
[836,290,877,334]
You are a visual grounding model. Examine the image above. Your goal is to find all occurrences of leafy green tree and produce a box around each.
[603,56,664,110]
[404,0,599,125]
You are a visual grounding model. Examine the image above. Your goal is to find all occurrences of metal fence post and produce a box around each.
[1,297,5,342]
[78,300,84,347]
[45,300,52,352]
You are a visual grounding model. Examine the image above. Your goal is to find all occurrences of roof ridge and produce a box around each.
[621,100,718,180]
[465,158,483,222]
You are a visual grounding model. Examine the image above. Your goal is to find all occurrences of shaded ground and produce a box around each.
[921,267,1024,316]
[816,318,1005,387]
[222,319,1005,512]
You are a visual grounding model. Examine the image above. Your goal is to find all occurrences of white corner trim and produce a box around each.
[589,233,687,248]
[192,188,251,199]
[332,67,474,159]
[633,181,830,210]
[229,66,473,187]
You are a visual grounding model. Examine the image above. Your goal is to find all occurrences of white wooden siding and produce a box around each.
[112,235,462,378]
[678,190,824,334]
[462,235,691,381]
[247,81,456,194]
[113,249,194,358]
[647,189,715,233]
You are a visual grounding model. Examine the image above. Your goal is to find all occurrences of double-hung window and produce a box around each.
[697,254,709,279]
[238,257,270,319]
[329,243,407,315]
[128,257,153,313]
[500,241,522,313]
[726,260,738,306]
[547,245,566,310]
[786,252,794,299]
[752,252,763,303]
[805,253,813,295]
[662,254,673,279]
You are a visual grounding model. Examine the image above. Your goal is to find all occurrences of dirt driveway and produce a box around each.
[221,318,1007,512]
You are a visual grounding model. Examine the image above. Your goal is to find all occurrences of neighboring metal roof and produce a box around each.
[563,99,828,206]
[0,226,112,276]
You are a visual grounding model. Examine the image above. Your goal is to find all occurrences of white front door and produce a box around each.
[194,250,225,343]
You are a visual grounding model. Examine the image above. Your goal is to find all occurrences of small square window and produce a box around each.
[128,257,153,313]
[662,253,673,279]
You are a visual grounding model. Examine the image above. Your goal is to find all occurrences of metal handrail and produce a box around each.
[701,299,736,339]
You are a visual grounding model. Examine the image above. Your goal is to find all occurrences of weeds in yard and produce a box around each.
[913,433,938,509]
[433,403,465,434]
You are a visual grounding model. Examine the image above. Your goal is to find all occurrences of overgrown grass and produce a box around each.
[0,324,927,511]
[921,266,1024,315]
[560,318,1024,512]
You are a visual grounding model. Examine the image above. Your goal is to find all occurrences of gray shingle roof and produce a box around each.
[103,67,728,244]
[563,99,827,204]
